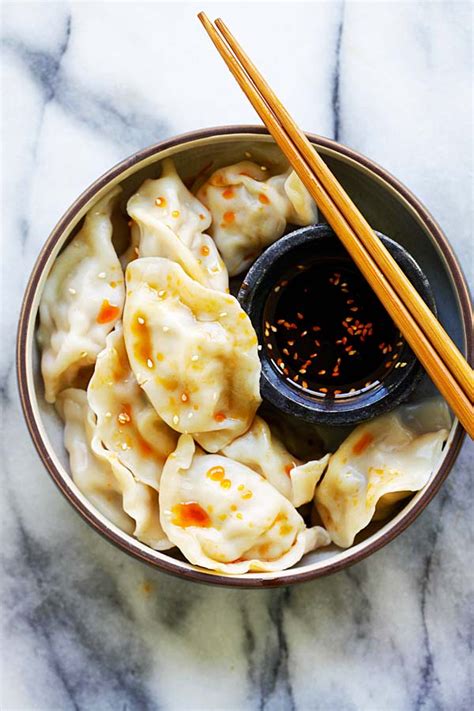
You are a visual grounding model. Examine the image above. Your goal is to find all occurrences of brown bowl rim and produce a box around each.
[16,125,473,588]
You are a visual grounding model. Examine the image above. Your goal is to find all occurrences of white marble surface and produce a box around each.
[1,1,472,709]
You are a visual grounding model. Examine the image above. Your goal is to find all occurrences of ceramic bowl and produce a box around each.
[238,224,436,426]
[17,126,472,588]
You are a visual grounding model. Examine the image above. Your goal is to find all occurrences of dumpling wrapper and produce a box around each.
[159,435,330,574]
[124,158,228,292]
[196,161,317,276]
[87,324,178,491]
[123,257,262,452]
[56,388,134,534]
[57,389,171,551]
[314,402,450,548]
[38,187,125,402]
[221,416,329,507]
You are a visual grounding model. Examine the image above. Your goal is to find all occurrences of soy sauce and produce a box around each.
[263,259,406,398]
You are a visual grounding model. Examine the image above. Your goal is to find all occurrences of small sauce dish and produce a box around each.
[238,224,436,426]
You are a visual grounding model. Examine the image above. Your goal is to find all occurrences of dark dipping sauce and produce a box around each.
[263,259,407,398]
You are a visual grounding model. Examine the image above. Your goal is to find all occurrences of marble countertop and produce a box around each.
[2,1,472,709]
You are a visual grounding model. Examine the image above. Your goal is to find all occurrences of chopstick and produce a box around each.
[214,17,473,399]
[198,12,474,438]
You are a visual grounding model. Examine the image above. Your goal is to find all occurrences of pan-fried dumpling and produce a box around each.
[123,257,261,452]
[57,388,172,550]
[87,324,178,490]
[38,187,125,402]
[314,402,450,548]
[196,161,317,275]
[221,416,329,507]
[159,435,330,573]
[125,159,228,292]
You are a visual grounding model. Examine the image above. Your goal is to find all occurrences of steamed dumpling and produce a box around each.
[57,389,171,550]
[221,416,329,507]
[159,435,330,573]
[125,158,228,292]
[123,257,261,452]
[196,161,317,275]
[56,388,134,533]
[38,187,125,402]
[314,402,450,548]
[87,324,178,491]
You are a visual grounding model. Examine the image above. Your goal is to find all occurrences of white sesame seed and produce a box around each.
[137,317,145,324]
[68,287,76,295]
[191,355,199,362]
[147,358,153,369]
[260,165,267,171]
[257,345,262,351]
[173,415,179,425]
[244,151,251,158]
[158,290,166,297]
[121,443,129,451]
[219,312,227,318]
[98,272,106,279]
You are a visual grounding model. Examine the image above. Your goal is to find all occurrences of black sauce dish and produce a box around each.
[238,224,436,426]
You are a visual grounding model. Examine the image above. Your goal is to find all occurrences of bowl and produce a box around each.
[17,126,472,587]
[238,224,436,426]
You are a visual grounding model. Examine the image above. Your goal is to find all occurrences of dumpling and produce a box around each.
[56,388,134,534]
[57,389,171,550]
[314,402,450,548]
[38,187,125,402]
[221,416,329,507]
[125,158,228,292]
[123,257,261,452]
[87,324,178,490]
[196,161,317,275]
[159,435,330,573]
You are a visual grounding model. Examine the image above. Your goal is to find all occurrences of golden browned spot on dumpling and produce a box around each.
[172,502,211,528]
[220,479,231,489]
[222,188,234,199]
[200,245,210,257]
[207,465,225,481]
[131,313,155,370]
[96,299,120,324]
[284,462,296,476]
[171,210,180,218]
[155,196,166,207]
[352,432,374,455]
[214,411,226,423]
[280,523,293,536]
[258,192,270,205]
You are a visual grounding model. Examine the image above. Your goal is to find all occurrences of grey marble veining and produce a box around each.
[1,2,472,710]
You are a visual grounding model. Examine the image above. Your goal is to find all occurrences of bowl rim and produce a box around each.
[16,125,472,588]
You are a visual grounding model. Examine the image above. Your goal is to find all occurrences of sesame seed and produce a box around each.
[138,317,145,324]
[98,272,106,279]
[173,415,179,425]
[219,312,227,318]
[191,355,199,361]
[158,290,166,297]
[68,287,76,295]
[147,358,153,368]
[80,351,88,358]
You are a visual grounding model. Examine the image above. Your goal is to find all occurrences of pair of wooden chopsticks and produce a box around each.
[198,12,473,438]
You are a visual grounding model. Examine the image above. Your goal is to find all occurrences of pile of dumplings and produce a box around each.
[39,156,450,575]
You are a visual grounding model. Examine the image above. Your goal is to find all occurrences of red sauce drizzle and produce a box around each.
[172,502,211,528]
